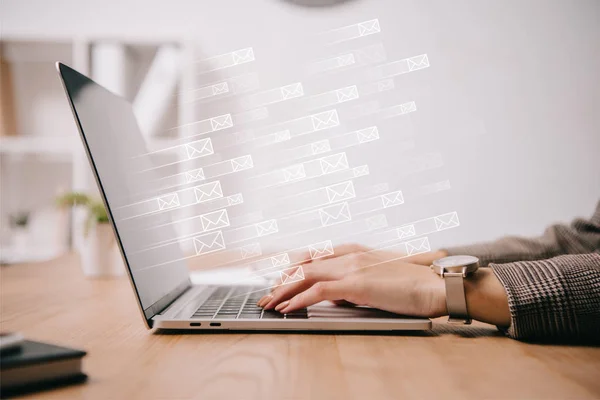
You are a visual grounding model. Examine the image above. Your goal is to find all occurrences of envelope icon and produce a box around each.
[397,224,416,239]
[311,110,340,131]
[336,54,355,67]
[193,231,225,255]
[282,164,306,182]
[157,193,180,210]
[211,82,229,95]
[194,181,223,203]
[434,212,460,231]
[185,168,205,183]
[366,214,387,231]
[210,114,233,131]
[320,153,348,174]
[240,243,262,259]
[231,155,254,172]
[255,219,278,237]
[311,140,331,155]
[227,194,244,206]
[358,19,381,37]
[407,54,430,71]
[355,44,386,64]
[274,130,291,142]
[377,79,394,92]
[326,181,355,203]
[357,127,379,143]
[336,86,359,103]
[279,265,305,285]
[271,253,291,268]
[185,139,214,160]
[281,83,304,100]
[400,102,417,114]
[406,237,430,256]
[319,202,351,227]
[353,165,370,177]
[200,209,230,231]
[381,191,404,208]
[308,240,334,259]
[232,48,255,65]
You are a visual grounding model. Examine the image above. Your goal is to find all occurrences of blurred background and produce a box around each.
[1,0,599,270]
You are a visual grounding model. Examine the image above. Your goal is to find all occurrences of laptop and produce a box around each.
[56,62,431,332]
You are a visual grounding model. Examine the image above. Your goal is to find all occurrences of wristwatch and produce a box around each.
[431,255,479,324]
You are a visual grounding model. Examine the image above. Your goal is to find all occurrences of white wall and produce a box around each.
[3,0,600,251]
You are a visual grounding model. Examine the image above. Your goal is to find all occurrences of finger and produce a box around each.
[262,278,312,309]
[333,300,356,307]
[277,280,349,313]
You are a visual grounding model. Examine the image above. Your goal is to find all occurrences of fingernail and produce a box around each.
[275,300,290,312]
[257,295,273,307]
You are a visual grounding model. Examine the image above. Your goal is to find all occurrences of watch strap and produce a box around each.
[443,272,471,324]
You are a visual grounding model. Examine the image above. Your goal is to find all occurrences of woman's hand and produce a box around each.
[259,249,448,318]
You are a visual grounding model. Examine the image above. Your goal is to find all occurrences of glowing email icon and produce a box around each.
[211,82,229,95]
[240,243,262,259]
[231,155,254,172]
[281,83,304,100]
[311,140,331,155]
[353,165,370,177]
[227,194,243,206]
[279,266,305,285]
[406,237,430,256]
[434,212,460,231]
[320,153,348,174]
[210,114,233,131]
[397,224,416,239]
[358,19,381,37]
[271,253,290,268]
[366,214,387,230]
[185,168,205,183]
[193,181,223,203]
[407,54,429,71]
[274,130,291,142]
[319,202,351,227]
[193,231,225,255]
[232,48,255,65]
[355,44,386,64]
[255,219,278,237]
[200,209,230,231]
[336,54,355,67]
[185,139,213,160]
[400,102,417,114]
[311,110,339,131]
[157,193,180,210]
[357,127,379,143]
[381,191,404,208]
[336,86,359,103]
[326,181,355,203]
[308,240,334,259]
[282,165,306,182]
[377,79,394,91]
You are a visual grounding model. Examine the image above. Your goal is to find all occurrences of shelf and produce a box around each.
[0,135,78,156]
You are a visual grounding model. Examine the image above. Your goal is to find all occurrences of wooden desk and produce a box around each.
[2,254,599,400]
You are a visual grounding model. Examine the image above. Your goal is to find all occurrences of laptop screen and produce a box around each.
[58,64,190,323]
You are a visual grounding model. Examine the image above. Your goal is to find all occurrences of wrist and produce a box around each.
[464,268,511,327]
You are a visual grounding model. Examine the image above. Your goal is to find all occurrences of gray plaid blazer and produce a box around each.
[447,201,600,342]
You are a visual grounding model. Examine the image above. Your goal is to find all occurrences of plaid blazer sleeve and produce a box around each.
[445,201,600,342]
[446,201,600,267]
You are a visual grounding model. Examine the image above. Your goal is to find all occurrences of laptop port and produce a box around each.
[190,323,201,327]
[210,322,221,327]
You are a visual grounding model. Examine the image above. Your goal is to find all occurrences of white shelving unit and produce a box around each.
[0,37,188,264]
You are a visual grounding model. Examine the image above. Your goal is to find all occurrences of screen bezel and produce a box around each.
[56,62,191,328]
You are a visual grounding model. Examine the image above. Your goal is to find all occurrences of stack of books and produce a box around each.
[0,334,87,398]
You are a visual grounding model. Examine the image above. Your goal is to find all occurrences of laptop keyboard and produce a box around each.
[192,286,308,320]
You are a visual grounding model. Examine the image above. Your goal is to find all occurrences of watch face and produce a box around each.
[434,255,479,268]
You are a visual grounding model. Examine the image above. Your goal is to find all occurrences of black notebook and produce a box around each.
[0,340,87,398]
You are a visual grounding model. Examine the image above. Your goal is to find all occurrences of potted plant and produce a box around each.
[9,211,30,253]
[56,193,123,277]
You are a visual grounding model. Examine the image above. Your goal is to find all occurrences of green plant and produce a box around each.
[56,192,109,234]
